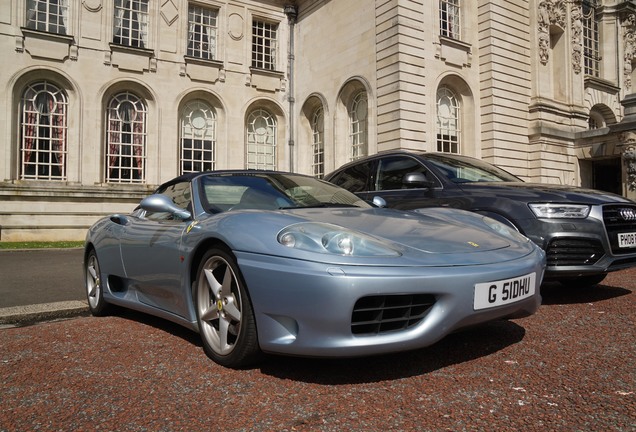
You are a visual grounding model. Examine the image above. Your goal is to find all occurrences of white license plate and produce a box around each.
[474,272,536,310]
[618,232,636,248]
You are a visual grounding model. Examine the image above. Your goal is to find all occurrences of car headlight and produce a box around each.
[482,217,530,243]
[528,203,591,219]
[277,223,401,257]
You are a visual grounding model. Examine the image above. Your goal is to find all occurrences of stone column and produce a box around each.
[612,94,636,198]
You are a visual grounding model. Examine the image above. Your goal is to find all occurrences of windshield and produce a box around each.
[424,154,522,183]
[199,173,371,213]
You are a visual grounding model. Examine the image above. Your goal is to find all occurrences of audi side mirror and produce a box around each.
[372,196,387,208]
[403,172,433,189]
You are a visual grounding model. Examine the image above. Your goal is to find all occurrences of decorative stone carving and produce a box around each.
[82,0,102,12]
[571,3,582,74]
[70,45,78,61]
[228,13,244,41]
[15,35,24,53]
[538,0,567,65]
[620,132,636,191]
[21,29,75,62]
[622,13,636,90]
[161,0,179,26]
[182,58,224,83]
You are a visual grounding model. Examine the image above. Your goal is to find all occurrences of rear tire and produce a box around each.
[559,274,607,288]
[85,250,111,316]
[194,248,261,368]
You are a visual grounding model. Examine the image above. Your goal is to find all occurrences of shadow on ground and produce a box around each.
[258,320,525,384]
[540,282,632,306]
[105,302,529,384]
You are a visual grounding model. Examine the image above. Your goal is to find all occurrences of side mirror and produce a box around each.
[403,172,433,189]
[140,194,191,220]
[372,196,387,208]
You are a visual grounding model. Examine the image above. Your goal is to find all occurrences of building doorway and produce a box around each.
[591,157,621,194]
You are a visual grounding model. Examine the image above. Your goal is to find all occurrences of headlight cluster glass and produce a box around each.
[278,223,401,257]
[528,203,591,219]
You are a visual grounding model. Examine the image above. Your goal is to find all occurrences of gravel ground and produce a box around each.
[1,270,635,431]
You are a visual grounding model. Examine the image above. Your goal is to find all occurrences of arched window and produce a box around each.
[20,81,68,180]
[311,106,324,177]
[246,108,276,170]
[180,100,216,174]
[588,109,605,130]
[105,91,146,183]
[349,92,368,161]
[436,86,460,154]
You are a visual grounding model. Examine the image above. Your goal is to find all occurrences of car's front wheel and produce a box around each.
[194,248,260,368]
[85,249,111,316]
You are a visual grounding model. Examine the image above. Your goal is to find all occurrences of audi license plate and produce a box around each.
[474,273,536,310]
[618,232,636,248]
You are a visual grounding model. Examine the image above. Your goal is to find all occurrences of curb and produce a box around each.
[0,301,90,326]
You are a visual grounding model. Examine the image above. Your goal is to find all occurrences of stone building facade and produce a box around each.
[0,0,635,241]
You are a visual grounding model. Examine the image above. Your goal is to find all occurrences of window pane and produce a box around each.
[330,162,372,193]
[582,3,600,77]
[106,91,146,183]
[377,156,429,191]
[20,81,68,180]
[181,100,216,174]
[252,20,277,70]
[440,0,460,39]
[187,5,217,60]
[246,109,276,170]
[311,106,324,178]
[349,92,368,161]
[436,87,460,154]
[113,0,148,48]
[26,0,68,34]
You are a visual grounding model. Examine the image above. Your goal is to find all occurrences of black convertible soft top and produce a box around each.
[153,169,316,193]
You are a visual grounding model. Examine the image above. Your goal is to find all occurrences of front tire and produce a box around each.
[194,248,260,368]
[85,249,111,316]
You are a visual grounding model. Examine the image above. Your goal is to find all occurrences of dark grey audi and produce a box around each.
[325,150,636,287]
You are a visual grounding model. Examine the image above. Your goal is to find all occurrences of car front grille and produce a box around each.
[545,238,604,267]
[603,204,636,255]
[351,294,435,335]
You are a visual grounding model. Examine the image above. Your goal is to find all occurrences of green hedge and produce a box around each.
[0,241,84,250]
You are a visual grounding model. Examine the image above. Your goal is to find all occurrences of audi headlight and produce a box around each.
[278,223,401,257]
[529,203,590,219]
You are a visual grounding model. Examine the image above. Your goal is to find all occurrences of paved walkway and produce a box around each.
[0,248,87,325]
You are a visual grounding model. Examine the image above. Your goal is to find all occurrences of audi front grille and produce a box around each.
[603,204,636,254]
[545,237,604,267]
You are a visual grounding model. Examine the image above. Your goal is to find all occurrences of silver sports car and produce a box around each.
[84,171,546,368]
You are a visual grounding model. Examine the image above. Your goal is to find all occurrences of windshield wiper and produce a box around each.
[279,203,360,209]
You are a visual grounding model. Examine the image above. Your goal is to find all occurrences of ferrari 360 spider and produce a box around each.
[84,171,546,368]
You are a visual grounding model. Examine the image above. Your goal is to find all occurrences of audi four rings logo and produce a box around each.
[619,208,636,221]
